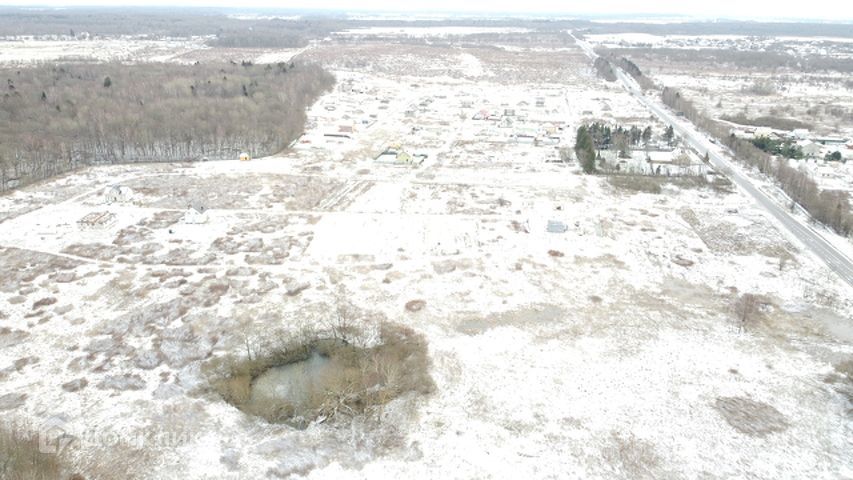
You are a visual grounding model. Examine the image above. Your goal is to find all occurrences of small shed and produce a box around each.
[546,220,568,233]
[184,204,209,224]
[104,185,133,204]
[239,152,251,162]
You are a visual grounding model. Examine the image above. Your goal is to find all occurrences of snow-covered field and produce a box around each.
[0,37,209,64]
[0,34,852,480]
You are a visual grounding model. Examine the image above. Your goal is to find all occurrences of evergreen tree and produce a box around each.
[575,126,597,174]
[664,125,674,144]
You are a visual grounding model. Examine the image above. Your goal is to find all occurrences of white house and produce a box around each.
[792,129,810,140]
[183,204,209,224]
[104,185,133,204]
[799,141,823,159]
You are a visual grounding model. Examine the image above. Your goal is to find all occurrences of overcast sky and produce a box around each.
[2,0,851,21]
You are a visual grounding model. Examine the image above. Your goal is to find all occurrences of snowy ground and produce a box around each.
[0,32,852,480]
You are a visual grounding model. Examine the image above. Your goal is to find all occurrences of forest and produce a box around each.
[0,61,335,192]
[0,8,347,47]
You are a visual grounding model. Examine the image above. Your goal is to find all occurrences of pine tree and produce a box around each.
[575,126,597,174]
[642,126,652,143]
[664,125,674,144]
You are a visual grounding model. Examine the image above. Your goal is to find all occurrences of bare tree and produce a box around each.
[733,293,760,333]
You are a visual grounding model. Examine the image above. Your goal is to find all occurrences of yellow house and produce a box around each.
[396,151,412,164]
[239,152,251,162]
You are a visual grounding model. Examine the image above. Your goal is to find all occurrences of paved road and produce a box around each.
[573,34,853,288]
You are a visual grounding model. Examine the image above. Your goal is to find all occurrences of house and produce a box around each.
[401,152,427,165]
[792,129,810,140]
[814,136,848,146]
[396,151,412,164]
[375,146,426,166]
[537,136,561,146]
[498,117,514,129]
[239,152,251,162]
[184,204,209,224]
[799,141,823,159]
[104,185,133,204]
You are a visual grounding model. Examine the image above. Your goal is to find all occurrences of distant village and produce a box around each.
[728,124,853,191]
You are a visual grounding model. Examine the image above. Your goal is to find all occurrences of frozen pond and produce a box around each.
[249,352,334,409]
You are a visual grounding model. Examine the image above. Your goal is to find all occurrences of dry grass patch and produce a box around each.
[206,323,434,428]
[609,174,726,195]
[714,396,789,437]
[607,176,663,194]
[602,431,661,479]
[0,424,65,480]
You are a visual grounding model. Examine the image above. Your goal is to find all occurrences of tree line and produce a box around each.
[593,57,617,82]
[575,122,657,174]
[662,87,852,236]
[593,48,657,91]
[0,61,335,192]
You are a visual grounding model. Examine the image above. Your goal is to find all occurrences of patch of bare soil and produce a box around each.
[714,396,789,437]
[671,255,694,267]
[137,210,184,229]
[125,174,343,210]
[456,304,565,335]
[0,247,82,293]
[678,207,798,263]
[405,300,427,312]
